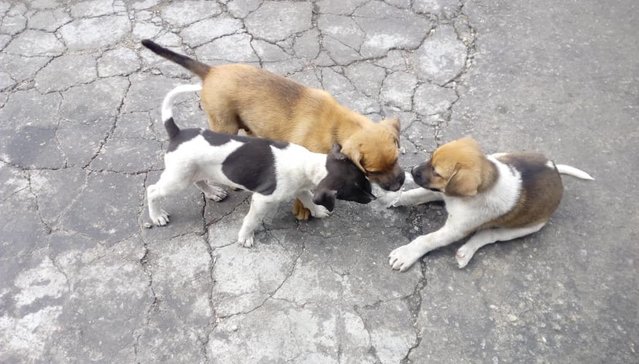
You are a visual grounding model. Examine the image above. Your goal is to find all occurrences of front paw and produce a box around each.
[310,205,331,219]
[238,234,254,248]
[388,244,423,272]
[150,209,170,226]
[377,190,403,208]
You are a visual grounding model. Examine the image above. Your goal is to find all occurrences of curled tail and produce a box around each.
[161,84,203,139]
[142,39,210,79]
[555,164,594,180]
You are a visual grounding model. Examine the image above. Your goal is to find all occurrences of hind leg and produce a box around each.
[203,105,241,134]
[455,222,547,268]
[147,167,193,226]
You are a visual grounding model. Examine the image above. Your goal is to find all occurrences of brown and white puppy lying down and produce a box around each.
[141,40,404,220]
[387,137,593,271]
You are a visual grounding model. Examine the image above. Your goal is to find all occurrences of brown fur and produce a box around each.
[482,153,563,229]
[199,64,401,179]
[417,137,564,230]
[420,137,497,196]
[142,41,404,219]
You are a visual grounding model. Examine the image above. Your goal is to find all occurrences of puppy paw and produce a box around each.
[310,205,331,219]
[388,244,422,272]
[150,209,170,226]
[238,234,254,248]
[455,245,475,268]
[376,190,403,208]
[292,200,311,221]
[204,187,228,202]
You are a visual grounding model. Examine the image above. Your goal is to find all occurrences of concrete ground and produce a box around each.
[1,0,637,362]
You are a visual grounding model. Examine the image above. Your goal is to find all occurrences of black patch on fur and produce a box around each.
[222,139,283,195]
[167,129,201,152]
[314,144,376,207]
[164,117,180,139]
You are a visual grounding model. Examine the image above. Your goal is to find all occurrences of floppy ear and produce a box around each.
[340,140,366,173]
[312,189,337,212]
[444,165,481,197]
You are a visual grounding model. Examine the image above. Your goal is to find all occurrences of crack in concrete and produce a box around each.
[25,170,53,235]
[200,193,217,362]
[351,305,382,364]
[216,229,305,321]
[0,0,484,360]
[84,76,132,169]
[400,261,427,364]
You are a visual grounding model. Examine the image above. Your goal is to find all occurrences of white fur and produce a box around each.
[555,164,594,180]
[161,83,202,121]
[389,153,593,271]
[389,155,523,271]
[147,85,332,247]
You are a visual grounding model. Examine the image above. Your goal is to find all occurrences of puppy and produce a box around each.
[147,84,376,247]
[387,137,593,271]
[141,40,404,220]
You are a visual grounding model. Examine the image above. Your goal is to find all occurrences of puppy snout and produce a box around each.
[411,166,421,179]
[411,166,426,186]
[388,172,405,192]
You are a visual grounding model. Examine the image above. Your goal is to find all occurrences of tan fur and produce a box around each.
[429,138,562,228]
[428,137,497,197]
[199,65,401,179]
[143,42,403,220]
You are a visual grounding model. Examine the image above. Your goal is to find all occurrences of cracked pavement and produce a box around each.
[0,0,637,363]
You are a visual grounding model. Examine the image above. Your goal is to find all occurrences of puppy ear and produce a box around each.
[381,118,400,137]
[445,165,481,197]
[312,189,337,212]
[340,141,366,173]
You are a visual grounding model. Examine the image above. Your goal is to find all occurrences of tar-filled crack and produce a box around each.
[83,76,132,169]
[216,229,305,321]
[199,193,217,363]
[134,171,158,360]
[25,170,53,235]
[351,305,382,363]
[400,261,427,364]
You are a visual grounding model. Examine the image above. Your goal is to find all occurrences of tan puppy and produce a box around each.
[387,137,593,271]
[141,40,404,220]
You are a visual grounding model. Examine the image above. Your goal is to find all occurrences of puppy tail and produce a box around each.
[161,84,203,139]
[142,39,210,79]
[555,164,595,181]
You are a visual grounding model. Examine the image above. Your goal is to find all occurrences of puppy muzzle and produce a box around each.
[411,166,426,186]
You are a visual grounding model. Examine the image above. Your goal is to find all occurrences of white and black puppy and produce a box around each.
[147,84,376,247]
[387,137,593,271]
